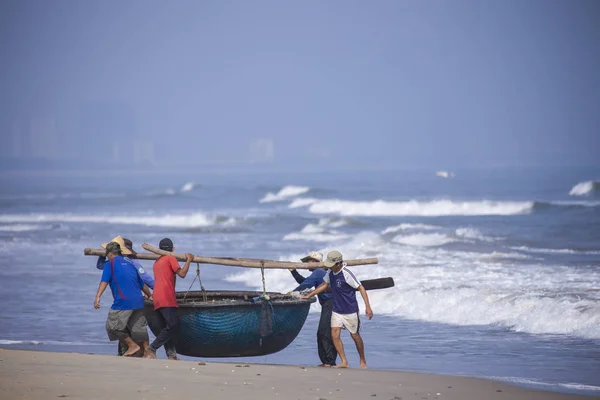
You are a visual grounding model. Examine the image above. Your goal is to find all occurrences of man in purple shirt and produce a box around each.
[289,251,337,367]
[303,250,373,369]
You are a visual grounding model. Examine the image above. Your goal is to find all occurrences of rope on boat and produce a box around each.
[260,261,270,301]
[183,262,207,302]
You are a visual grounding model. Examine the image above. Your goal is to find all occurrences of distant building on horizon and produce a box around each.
[10,114,59,160]
[133,140,155,166]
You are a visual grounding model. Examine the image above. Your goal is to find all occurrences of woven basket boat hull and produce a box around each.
[143,290,314,358]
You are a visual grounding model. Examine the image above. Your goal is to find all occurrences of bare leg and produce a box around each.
[350,332,367,368]
[331,327,348,368]
[121,337,140,357]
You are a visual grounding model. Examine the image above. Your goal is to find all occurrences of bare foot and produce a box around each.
[168,355,180,361]
[123,343,141,357]
[143,348,157,359]
[360,362,368,369]
[334,363,349,368]
[318,364,332,367]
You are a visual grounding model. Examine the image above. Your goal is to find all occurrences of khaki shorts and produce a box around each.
[331,311,361,334]
[106,309,149,342]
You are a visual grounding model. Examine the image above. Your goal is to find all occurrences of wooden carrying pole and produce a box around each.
[83,246,378,270]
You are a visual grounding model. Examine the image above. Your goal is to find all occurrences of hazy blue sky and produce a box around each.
[1,0,599,170]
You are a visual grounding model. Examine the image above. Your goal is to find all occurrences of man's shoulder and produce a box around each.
[341,267,360,286]
[117,256,135,266]
[119,259,139,275]
[155,254,177,266]
[312,269,327,277]
[125,257,146,272]
[124,256,142,267]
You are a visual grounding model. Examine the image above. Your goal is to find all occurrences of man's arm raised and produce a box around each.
[175,253,194,278]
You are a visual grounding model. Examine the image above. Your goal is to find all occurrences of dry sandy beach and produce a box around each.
[0,349,596,400]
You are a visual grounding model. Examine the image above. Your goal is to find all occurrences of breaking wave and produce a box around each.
[455,227,497,242]
[0,224,50,232]
[283,218,350,242]
[289,198,534,217]
[180,182,199,192]
[381,223,440,234]
[227,230,600,340]
[260,185,310,203]
[0,212,230,228]
[393,233,456,247]
[569,180,600,196]
[511,246,600,255]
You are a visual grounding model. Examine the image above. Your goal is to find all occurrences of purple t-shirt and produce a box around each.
[323,264,361,314]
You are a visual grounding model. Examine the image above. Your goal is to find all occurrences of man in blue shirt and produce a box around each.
[290,251,337,367]
[303,250,373,369]
[96,236,154,356]
[94,241,152,357]
[97,237,155,289]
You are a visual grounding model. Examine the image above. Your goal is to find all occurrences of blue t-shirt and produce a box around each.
[96,256,155,289]
[323,264,361,314]
[101,256,145,310]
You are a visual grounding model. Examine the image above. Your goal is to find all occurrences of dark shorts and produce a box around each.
[106,309,149,342]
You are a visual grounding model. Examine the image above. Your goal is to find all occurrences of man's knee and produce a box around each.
[167,317,180,333]
[331,328,341,339]
[350,332,362,341]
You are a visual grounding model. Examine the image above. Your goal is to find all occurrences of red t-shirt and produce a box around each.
[152,255,181,309]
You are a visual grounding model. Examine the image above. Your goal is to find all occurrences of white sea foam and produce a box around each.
[436,170,454,178]
[455,227,497,242]
[227,230,600,339]
[260,186,310,203]
[488,376,600,392]
[0,212,221,228]
[0,224,48,232]
[549,200,600,207]
[381,223,440,234]
[283,231,349,242]
[0,339,104,346]
[282,218,350,242]
[0,339,40,345]
[511,246,600,255]
[483,251,534,260]
[393,233,456,247]
[289,198,533,217]
[288,197,318,208]
[181,182,198,192]
[558,383,600,391]
[569,180,599,196]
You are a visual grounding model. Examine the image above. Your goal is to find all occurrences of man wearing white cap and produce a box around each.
[289,251,337,367]
[302,250,373,369]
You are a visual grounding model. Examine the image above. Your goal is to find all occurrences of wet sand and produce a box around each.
[0,349,595,400]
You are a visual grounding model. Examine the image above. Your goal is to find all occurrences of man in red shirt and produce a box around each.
[144,238,194,359]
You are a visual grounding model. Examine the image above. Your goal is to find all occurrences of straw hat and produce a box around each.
[301,251,323,262]
[101,235,132,255]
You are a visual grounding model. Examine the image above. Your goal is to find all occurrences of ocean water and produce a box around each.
[0,166,599,396]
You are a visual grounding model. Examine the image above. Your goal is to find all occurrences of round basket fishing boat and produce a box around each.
[144,290,315,358]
